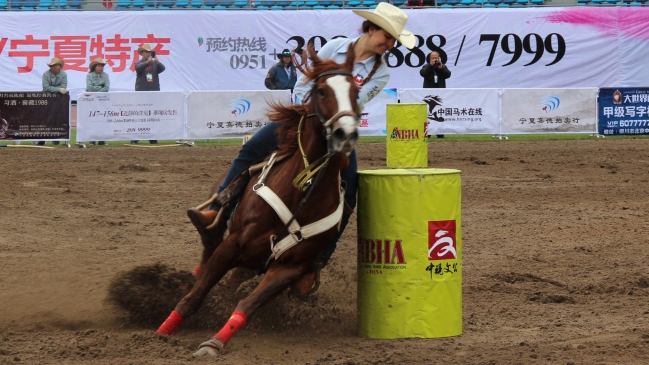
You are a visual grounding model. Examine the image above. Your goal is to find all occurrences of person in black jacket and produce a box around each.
[420,51,451,88]
[133,43,166,144]
[264,49,297,91]
[420,51,451,138]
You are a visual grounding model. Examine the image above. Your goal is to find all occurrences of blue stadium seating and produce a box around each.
[37,0,52,9]
[175,0,188,6]
[11,0,24,7]
[67,0,81,7]
[116,0,131,7]
[0,0,8,8]
[271,4,283,8]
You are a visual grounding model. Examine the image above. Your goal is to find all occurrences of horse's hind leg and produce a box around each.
[193,264,305,356]
[157,241,239,336]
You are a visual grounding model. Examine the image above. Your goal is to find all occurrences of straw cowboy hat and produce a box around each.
[47,57,64,67]
[89,57,107,71]
[353,3,415,50]
[138,43,153,55]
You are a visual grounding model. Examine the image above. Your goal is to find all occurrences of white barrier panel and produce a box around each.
[76,91,186,141]
[186,90,290,139]
[400,88,500,135]
[501,88,597,134]
[361,88,398,136]
[1,9,649,100]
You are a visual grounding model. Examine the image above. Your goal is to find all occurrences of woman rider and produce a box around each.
[189,3,415,271]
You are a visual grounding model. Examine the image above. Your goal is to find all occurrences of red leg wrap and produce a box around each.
[192,265,202,277]
[213,311,247,346]
[157,310,184,335]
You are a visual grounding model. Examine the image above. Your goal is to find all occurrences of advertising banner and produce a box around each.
[501,88,597,134]
[598,87,649,136]
[1,8,648,100]
[357,168,462,339]
[186,90,290,139]
[76,91,185,141]
[0,92,70,141]
[400,88,500,135]
[361,88,398,136]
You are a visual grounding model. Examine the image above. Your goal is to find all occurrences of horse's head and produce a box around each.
[303,43,360,156]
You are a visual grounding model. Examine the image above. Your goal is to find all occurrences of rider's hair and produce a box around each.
[359,20,386,87]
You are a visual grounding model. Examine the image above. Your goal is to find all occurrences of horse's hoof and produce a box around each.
[193,347,219,357]
[193,338,223,357]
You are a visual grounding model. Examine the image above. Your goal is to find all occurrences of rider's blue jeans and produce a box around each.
[214,122,357,266]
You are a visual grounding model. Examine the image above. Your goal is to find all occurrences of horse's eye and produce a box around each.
[317,88,326,98]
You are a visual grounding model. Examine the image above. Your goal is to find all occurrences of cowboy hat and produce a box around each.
[353,3,415,50]
[138,43,153,55]
[280,49,292,58]
[89,57,107,71]
[47,57,64,67]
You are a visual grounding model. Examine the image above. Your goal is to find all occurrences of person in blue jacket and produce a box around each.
[264,49,298,91]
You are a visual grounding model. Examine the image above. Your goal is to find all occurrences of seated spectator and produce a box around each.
[86,58,110,145]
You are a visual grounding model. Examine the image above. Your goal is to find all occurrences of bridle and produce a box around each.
[293,69,360,191]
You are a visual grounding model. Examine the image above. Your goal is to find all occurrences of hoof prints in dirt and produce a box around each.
[107,263,195,327]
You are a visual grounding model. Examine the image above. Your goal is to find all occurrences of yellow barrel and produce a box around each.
[357,168,462,339]
[386,103,428,168]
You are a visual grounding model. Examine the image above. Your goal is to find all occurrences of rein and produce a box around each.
[292,69,357,191]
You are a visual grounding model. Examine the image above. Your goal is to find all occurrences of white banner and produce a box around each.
[360,88,398,136]
[186,90,290,139]
[76,91,185,141]
[1,8,648,100]
[400,88,500,135]
[501,88,597,134]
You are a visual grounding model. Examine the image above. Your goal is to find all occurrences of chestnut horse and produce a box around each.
[156,44,360,356]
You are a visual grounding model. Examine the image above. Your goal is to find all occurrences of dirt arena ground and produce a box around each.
[1,138,649,365]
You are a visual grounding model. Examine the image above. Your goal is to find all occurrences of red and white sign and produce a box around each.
[428,220,457,261]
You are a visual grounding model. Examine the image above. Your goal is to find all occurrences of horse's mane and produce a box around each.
[268,57,351,157]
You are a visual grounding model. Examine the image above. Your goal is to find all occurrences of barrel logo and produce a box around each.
[428,220,457,260]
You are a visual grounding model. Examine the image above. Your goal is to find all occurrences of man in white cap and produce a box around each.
[41,57,68,145]
[133,43,165,144]
[42,57,68,95]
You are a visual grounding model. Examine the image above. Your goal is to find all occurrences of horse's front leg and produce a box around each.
[193,263,305,357]
[157,239,240,336]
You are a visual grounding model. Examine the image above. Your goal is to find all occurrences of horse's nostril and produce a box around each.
[332,127,346,142]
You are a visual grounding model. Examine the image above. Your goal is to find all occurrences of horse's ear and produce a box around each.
[344,43,355,72]
[307,41,319,63]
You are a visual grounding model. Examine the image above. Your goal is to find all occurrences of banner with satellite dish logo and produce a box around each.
[501,88,597,134]
[185,90,291,139]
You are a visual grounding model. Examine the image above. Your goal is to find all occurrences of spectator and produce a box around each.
[42,57,68,146]
[133,43,166,145]
[86,57,110,145]
[420,51,451,138]
[264,49,297,91]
